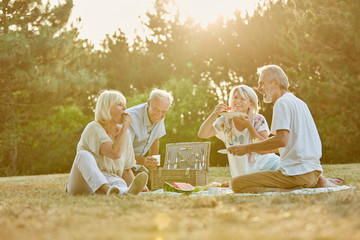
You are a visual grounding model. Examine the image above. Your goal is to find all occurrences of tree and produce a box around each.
[0,0,105,175]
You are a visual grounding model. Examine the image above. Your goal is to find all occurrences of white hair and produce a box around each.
[95,90,126,123]
[149,88,174,106]
[229,85,259,120]
[257,65,289,90]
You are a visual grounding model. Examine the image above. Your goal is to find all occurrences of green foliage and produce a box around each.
[20,102,90,175]
[0,0,104,176]
[96,28,173,95]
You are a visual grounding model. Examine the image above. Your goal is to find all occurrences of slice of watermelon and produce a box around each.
[164,182,195,194]
[171,182,194,190]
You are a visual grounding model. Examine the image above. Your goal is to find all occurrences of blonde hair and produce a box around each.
[257,65,289,90]
[95,90,126,123]
[229,85,259,120]
[149,88,174,106]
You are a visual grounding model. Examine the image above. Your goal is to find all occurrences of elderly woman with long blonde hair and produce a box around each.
[66,90,148,195]
[198,84,279,178]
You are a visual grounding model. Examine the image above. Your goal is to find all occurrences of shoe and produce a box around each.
[107,185,120,195]
[127,172,148,195]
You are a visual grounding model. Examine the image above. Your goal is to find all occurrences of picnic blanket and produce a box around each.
[142,185,355,196]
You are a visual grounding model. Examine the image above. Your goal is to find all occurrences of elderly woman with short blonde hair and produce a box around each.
[66,90,148,196]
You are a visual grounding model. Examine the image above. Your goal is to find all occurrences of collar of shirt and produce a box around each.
[143,103,154,132]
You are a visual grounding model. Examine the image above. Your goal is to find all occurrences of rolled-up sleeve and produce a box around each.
[271,100,291,133]
[83,123,112,156]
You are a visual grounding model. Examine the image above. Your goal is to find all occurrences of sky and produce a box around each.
[51,0,265,49]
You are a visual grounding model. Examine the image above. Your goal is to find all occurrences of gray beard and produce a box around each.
[263,93,273,103]
[263,87,275,103]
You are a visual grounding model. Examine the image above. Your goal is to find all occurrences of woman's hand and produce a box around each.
[212,103,229,116]
[122,113,132,128]
[233,115,251,130]
[198,103,229,139]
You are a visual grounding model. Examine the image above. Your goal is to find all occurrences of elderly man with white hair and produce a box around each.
[127,89,173,173]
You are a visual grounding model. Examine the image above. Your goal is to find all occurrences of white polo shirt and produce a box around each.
[127,103,166,156]
[271,93,323,176]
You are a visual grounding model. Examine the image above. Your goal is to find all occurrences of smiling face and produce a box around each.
[110,101,127,124]
[147,98,170,125]
[230,90,252,114]
[258,75,276,103]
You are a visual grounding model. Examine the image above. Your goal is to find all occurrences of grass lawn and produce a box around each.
[0,164,359,240]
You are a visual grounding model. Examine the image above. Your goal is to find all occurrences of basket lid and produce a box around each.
[163,142,210,172]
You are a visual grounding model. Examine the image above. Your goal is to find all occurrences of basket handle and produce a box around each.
[161,176,188,181]
[157,168,191,180]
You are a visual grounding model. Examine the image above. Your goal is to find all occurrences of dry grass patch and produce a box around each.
[0,164,359,240]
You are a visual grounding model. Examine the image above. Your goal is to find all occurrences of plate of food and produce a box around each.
[217,149,228,154]
[219,112,247,118]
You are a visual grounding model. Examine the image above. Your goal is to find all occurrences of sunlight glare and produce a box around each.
[175,0,264,27]
[46,0,264,49]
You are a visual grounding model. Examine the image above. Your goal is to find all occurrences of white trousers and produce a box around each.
[66,150,129,195]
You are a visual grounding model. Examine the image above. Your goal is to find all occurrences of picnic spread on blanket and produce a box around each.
[144,182,355,196]
[145,141,355,196]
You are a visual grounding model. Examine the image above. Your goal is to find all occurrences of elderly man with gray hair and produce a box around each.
[127,89,173,173]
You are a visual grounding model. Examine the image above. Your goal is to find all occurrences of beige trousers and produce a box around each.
[231,170,321,193]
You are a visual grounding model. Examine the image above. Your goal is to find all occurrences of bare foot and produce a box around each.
[328,178,345,186]
[314,175,338,188]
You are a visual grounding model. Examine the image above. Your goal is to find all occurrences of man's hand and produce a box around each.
[227,145,249,156]
[143,156,158,169]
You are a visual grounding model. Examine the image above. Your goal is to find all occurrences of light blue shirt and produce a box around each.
[127,103,166,156]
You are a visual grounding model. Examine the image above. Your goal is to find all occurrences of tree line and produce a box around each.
[1,0,359,176]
